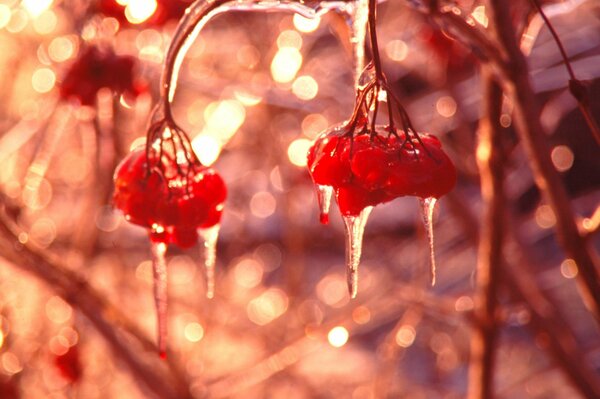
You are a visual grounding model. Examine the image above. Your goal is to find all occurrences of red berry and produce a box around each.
[54,346,82,383]
[60,46,143,106]
[307,126,456,216]
[113,148,227,249]
[307,127,352,187]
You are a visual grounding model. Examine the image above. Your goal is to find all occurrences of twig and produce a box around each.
[503,234,600,399]
[487,0,600,323]
[0,207,193,399]
[467,71,505,399]
[409,1,509,80]
[529,0,600,145]
[445,188,600,398]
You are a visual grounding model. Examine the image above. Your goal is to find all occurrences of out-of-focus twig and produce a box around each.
[467,71,504,399]
[408,0,509,80]
[446,186,600,398]
[580,205,600,238]
[503,233,600,399]
[373,307,423,398]
[529,0,600,146]
[487,0,600,323]
[0,206,193,399]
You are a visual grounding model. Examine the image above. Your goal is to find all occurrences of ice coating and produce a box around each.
[151,241,168,359]
[199,224,220,299]
[343,206,373,298]
[420,197,437,286]
[161,0,359,104]
[316,184,333,224]
[307,126,457,217]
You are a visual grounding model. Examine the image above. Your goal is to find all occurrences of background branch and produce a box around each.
[467,70,505,399]
[487,0,600,322]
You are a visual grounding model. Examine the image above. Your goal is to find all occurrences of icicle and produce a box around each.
[342,206,373,298]
[315,184,333,224]
[349,0,370,87]
[150,241,168,359]
[419,197,438,286]
[199,224,220,299]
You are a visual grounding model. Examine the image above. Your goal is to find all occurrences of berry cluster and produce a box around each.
[60,46,144,106]
[113,147,226,248]
[308,125,456,217]
[98,0,193,27]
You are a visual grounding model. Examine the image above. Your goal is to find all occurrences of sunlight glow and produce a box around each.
[192,135,221,166]
[328,326,349,348]
[124,0,158,24]
[293,14,320,33]
[271,47,302,83]
[287,138,312,167]
[23,0,53,17]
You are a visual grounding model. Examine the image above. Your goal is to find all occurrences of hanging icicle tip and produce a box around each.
[113,127,227,356]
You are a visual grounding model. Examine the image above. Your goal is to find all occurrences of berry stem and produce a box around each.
[367,0,384,83]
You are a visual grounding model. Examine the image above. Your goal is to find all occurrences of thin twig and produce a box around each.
[529,0,600,145]
[446,190,600,399]
[487,0,600,323]
[0,207,193,399]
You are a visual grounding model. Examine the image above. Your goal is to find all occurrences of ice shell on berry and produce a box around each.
[113,148,227,248]
[307,126,353,187]
[306,126,456,216]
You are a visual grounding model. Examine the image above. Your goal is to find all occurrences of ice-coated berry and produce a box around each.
[307,126,456,216]
[113,148,227,248]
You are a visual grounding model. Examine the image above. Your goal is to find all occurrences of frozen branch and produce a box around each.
[467,71,504,399]
[0,206,193,399]
[487,0,600,323]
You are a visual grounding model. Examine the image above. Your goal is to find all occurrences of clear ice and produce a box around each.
[150,241,168,358]
[199,224,220,299]
[419,197,437,286]
[342,206,373,298]
[316,184,333,224]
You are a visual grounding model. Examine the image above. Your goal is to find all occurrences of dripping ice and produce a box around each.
[419,197,437,286]
[150,241,168,359]
[342,206,373,298]
[199,224,220,299]
[315,184,333,224]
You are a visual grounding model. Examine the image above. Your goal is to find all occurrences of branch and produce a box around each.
[503,233,600,399]
[487,0,600,323]
[0,207,193,399]
[445,188,600,398]
[467,70,505,399]
[529,0,600,145]
[406,0,509,80]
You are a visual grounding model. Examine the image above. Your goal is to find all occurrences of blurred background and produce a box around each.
[0,0,599,398]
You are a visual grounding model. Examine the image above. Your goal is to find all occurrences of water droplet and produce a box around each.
[342,206,373,298]
[150,241,168,358]
[199,224,220,299]
[419,197,437,286]
[315,184,333,224]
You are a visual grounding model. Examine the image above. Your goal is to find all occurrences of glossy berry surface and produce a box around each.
[98,0,193,27]
[113,148,227,248]
[307,126,456,216]
[60,46,144,106]
[54,346,82,383]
